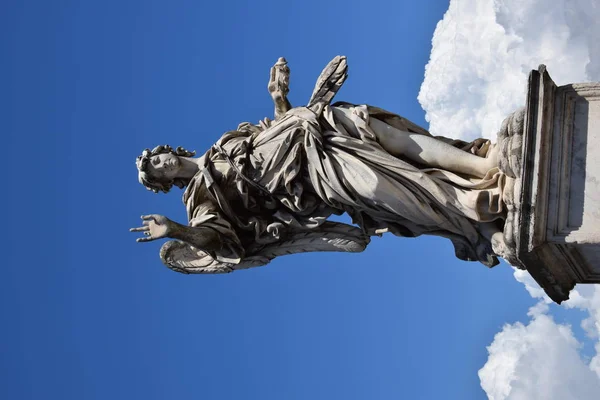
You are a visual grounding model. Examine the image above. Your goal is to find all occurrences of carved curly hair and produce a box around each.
[136,145,196,193]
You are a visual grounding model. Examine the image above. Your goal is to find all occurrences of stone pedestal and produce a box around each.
[508,66,600,303]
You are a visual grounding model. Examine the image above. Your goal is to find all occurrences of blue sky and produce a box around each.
[3,1,598,399]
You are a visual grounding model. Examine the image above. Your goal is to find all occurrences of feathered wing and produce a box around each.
[307,56,348,108]
[159,222,370,274]
[159,241,269,274]
[251,221,369,260]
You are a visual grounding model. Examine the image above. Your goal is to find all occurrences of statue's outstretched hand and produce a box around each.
[268,57,290,100]
[268,57,292,120]
[130,214,173,242]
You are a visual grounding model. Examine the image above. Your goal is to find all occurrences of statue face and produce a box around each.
[146,153,181,182]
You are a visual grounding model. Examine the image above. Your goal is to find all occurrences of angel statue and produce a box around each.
[131,56,507,274]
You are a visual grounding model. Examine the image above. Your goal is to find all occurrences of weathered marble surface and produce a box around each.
[497,65,600,303]
[132,56,506,273]
[130,57,599,303]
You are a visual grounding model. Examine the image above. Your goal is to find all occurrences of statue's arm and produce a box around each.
[130,214,221,253]
[268,57,292,120]
[168,221,222,252]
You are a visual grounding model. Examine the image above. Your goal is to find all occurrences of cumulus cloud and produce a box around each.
[482,270,600,400]
[478,275,600,400]
[419,0,600,397]
[478,300,600,400]
[418,0,600,140]
[563,285,600,379]
[512,269,552,304]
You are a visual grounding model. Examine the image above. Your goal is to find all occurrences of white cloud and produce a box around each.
[564,285,600,378]
[419,0,600,397]
[478,281,600,400]
[478,301,600,400]
[512,269,552,304]
[418,0,600,141]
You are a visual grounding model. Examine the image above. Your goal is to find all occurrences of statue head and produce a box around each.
[136,145,196,193]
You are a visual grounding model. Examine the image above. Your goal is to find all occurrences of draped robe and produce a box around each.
[182,101,506,267]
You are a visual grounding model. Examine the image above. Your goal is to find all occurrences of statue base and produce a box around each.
[501,66,600,303]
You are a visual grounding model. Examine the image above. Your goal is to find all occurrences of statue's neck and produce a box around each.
[177,156,202,181]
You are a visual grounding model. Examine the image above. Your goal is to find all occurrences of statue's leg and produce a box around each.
[369,117,497,178]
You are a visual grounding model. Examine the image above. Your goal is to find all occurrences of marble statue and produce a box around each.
[131,56,508,274]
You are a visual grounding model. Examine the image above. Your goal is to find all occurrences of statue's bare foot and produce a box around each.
[490,230,508,259]
[479,221,505,260]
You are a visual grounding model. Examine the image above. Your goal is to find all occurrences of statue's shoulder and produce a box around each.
[213,128,255,152]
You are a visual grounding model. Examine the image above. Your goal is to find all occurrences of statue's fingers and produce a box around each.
[259,118,271,130]
[129,226,149,232]
[141,214,157,221]
[136,237,154,243]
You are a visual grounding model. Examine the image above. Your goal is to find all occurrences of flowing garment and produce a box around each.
[182,101,505,267]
